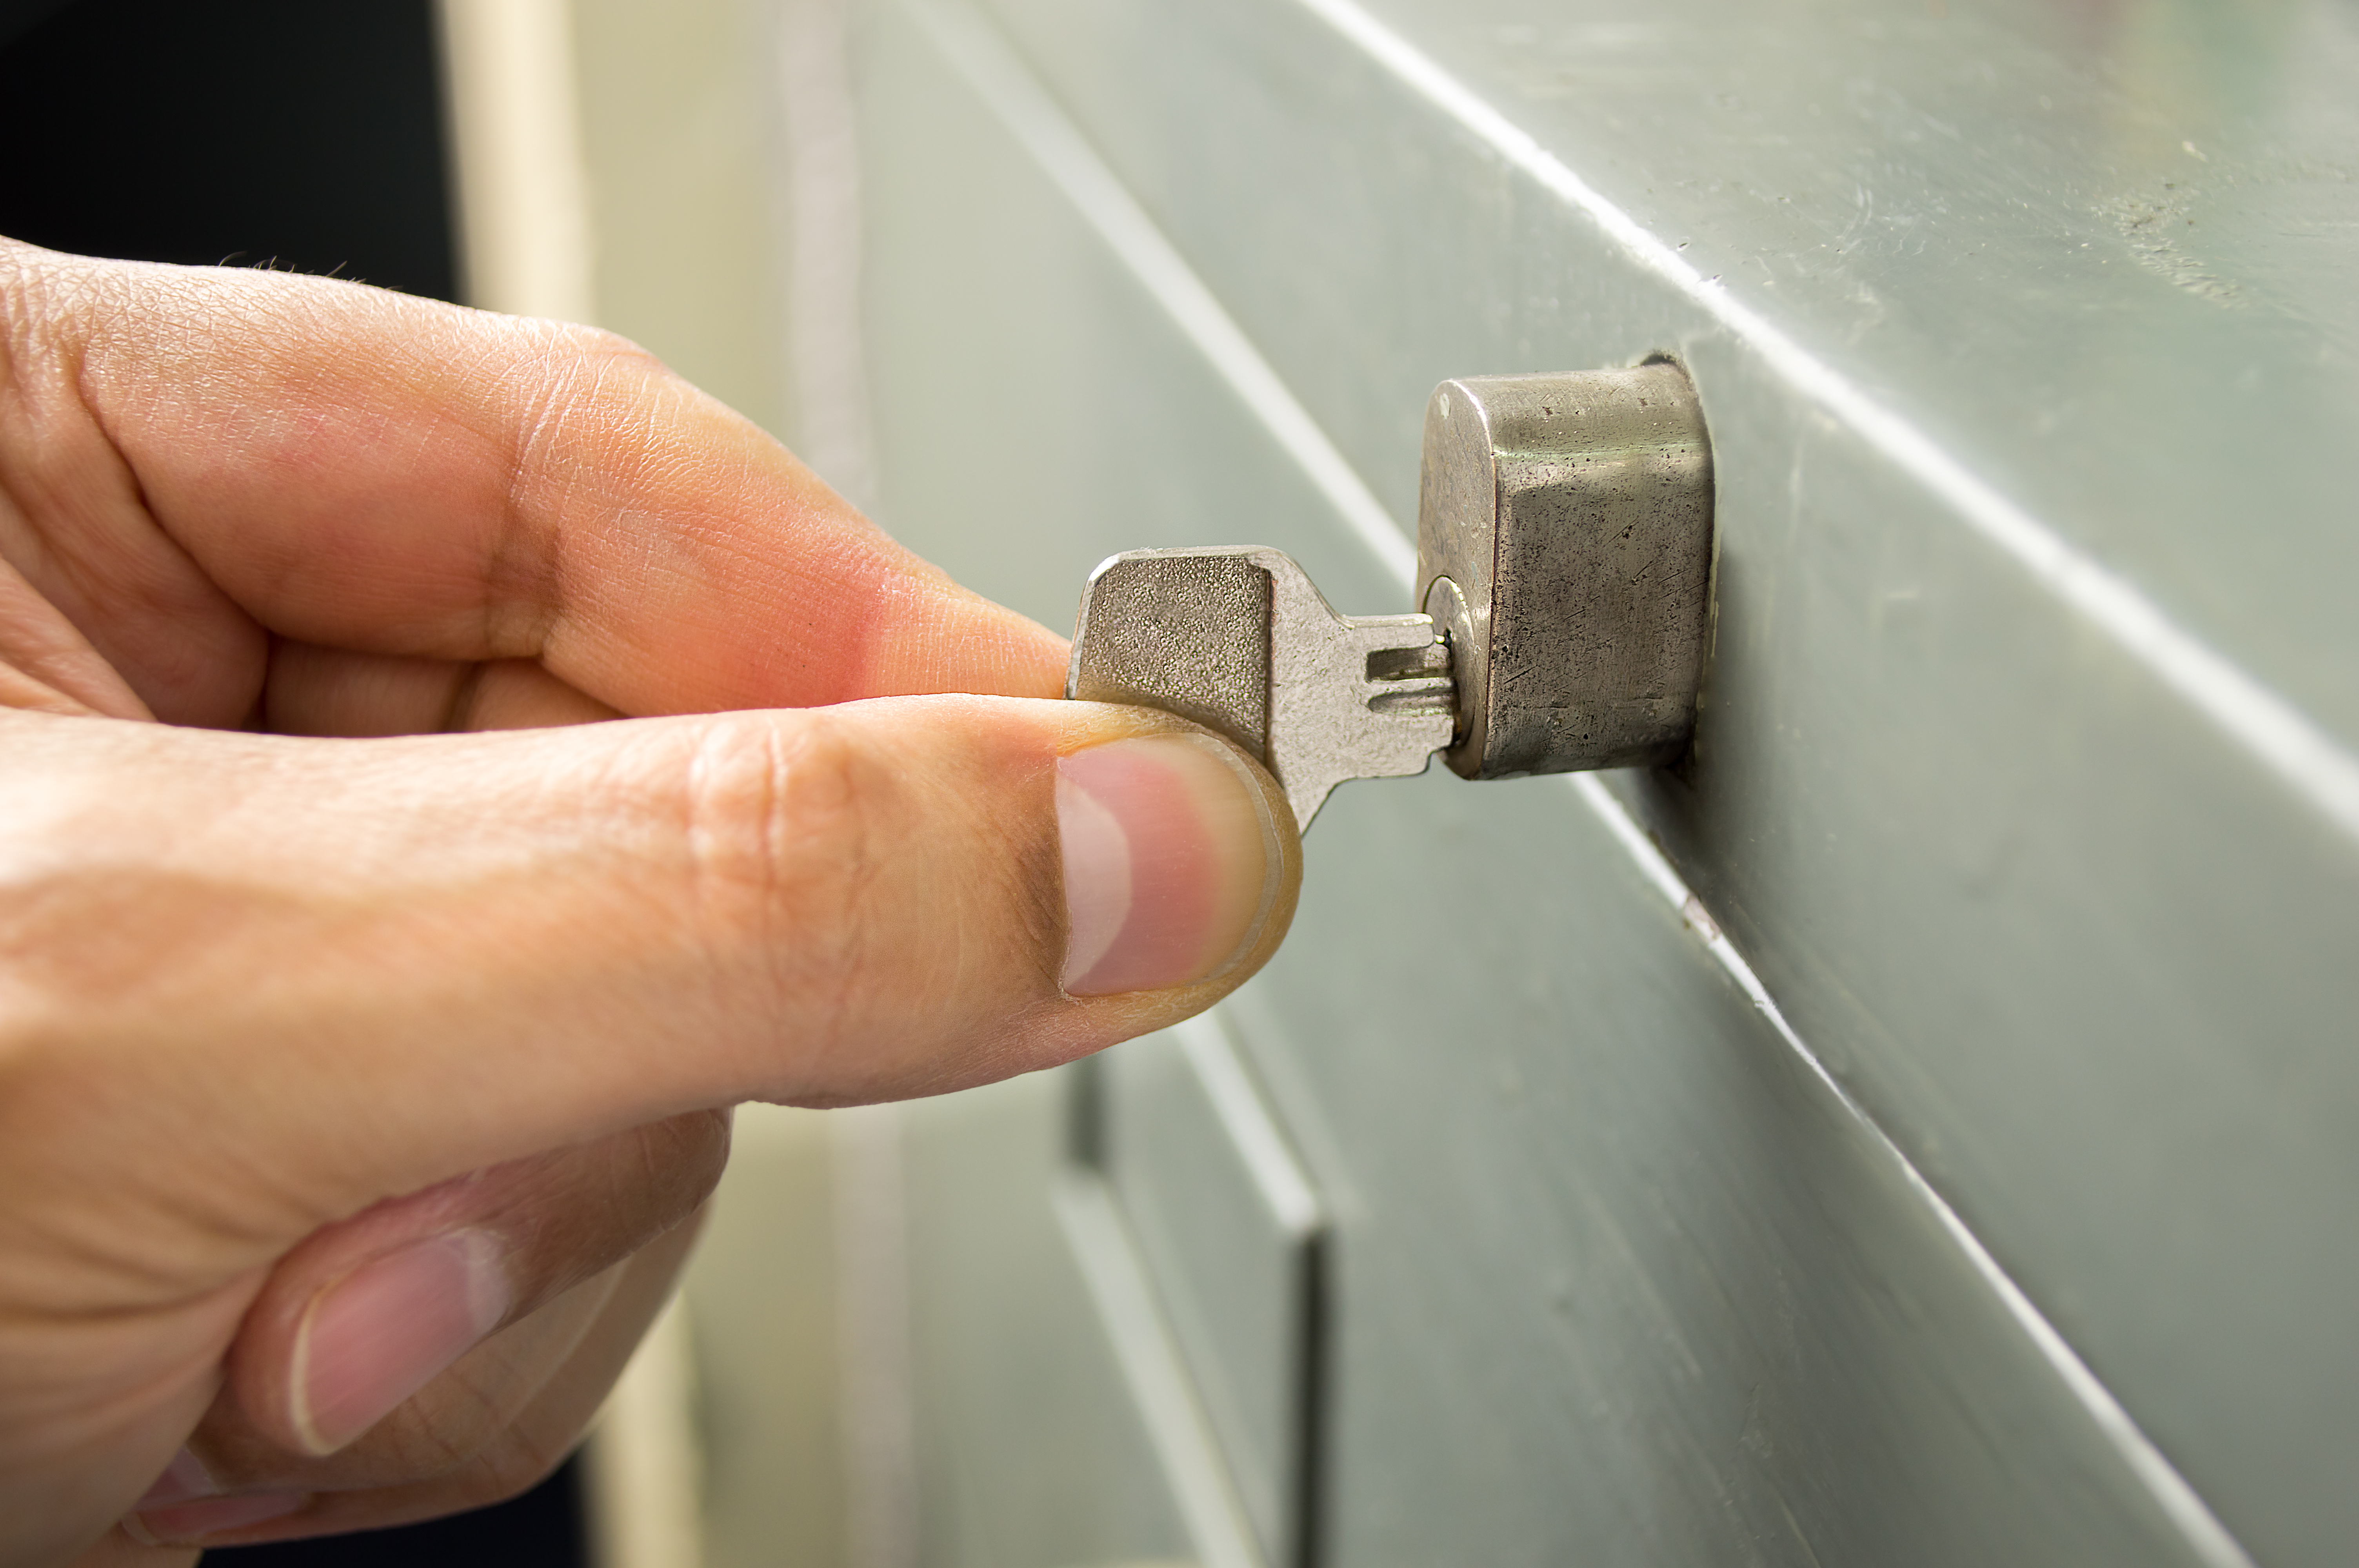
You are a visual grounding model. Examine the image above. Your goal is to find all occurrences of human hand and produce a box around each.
[0,240,1299,1564]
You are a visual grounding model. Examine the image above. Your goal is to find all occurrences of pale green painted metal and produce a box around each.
[863,0,2359,1564]
[1101,1015,1324,1568]
[900,1069,1204,1568]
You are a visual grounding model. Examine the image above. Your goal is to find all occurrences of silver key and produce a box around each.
[1066,547,1455,831]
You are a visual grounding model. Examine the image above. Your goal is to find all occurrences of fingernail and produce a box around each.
[290,1230,511,1456]
[128,1490,307,1545]
[1057,733,1284,996]
[133,1445,216,1510]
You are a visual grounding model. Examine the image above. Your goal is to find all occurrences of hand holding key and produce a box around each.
[0,239,1297,1567]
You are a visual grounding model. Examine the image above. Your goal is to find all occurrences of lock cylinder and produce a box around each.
[1416,362,1716,780]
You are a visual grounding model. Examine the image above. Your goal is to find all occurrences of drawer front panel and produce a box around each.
[856,1,2334,1563]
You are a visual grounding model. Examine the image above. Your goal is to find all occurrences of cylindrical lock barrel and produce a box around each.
[1416,363,1717,780]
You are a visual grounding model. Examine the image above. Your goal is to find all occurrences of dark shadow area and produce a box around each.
[207,1457,590,1568]
[0,0,457,300]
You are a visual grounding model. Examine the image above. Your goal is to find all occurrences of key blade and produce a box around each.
[1266,561,1454,828]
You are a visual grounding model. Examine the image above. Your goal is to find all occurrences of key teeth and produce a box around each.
[1363,627,1456,720]
[1364,641,1451,682]
[1367,673,1455,718]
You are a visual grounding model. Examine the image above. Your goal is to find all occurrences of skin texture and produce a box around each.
[0,240,1301,1565]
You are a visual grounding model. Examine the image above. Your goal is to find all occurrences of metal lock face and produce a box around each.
[1417,363,1716,779]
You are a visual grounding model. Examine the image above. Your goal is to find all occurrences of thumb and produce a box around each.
[0,697,1299,1279]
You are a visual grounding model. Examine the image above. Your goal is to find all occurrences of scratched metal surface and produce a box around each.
[858,0,2359,1563]
[979,0,2359,750]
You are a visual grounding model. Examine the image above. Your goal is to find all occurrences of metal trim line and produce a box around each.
[1173,1014,1326,1243]
[1054,1172,1270,1568]
[1568,773,2255,1568]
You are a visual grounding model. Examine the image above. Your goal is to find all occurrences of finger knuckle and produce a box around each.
[679,714,894,1022]
[650,1107,734,1207]
[603,1111,733,1248]
[449,1424,572,1512]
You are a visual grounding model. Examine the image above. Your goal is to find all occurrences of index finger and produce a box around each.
[7,240,1065,720]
